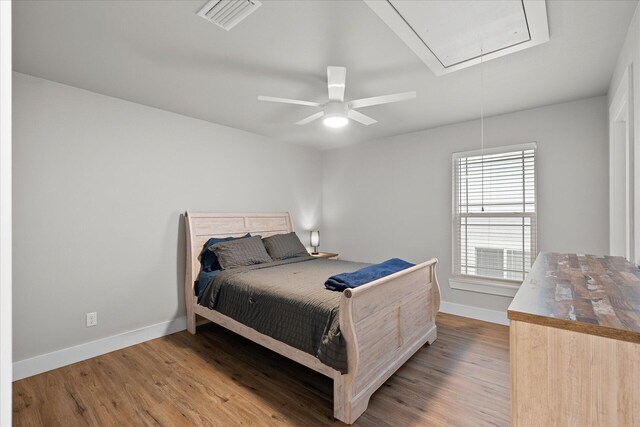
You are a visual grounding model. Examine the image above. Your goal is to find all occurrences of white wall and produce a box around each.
[12,72,322,362]
[11,70,612,368]
[322,96,609,312]
[609,2,640,264]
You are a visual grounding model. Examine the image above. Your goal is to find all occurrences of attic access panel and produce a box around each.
[364,0,549,76]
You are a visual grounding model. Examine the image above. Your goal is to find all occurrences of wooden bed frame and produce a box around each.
[184,212,440,424]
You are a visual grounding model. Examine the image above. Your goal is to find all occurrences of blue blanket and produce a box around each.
[196,269,222,302]
[324,258,415,291]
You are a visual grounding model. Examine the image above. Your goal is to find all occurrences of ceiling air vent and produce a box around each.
[197,0,262,31]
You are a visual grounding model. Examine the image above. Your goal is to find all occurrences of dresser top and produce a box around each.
[508,252,640,343]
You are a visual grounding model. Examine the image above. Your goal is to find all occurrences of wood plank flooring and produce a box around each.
[13,313,510,426]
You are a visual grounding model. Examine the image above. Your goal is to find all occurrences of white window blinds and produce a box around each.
[453,143,537,282]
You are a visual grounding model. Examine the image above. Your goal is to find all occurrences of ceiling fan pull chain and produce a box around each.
[480,46,485,213]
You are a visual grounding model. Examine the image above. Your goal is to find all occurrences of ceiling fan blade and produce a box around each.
[258,96,321,107]
[347,109,377,125]
[296,111,325,125]
[349,91,416,109]
[327,66,347,102]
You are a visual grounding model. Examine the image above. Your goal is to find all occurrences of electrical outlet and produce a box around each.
[86,312,97,327]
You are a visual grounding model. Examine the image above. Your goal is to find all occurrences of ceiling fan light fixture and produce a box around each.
[323,101,349,128]
[323,115,349,128]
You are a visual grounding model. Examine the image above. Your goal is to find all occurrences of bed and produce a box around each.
[184,212,440,424]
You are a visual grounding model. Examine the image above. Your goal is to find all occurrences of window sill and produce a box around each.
[449,277,520,297]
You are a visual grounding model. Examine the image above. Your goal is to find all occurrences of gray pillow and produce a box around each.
[262,232,310,260]
[210,235,272,269]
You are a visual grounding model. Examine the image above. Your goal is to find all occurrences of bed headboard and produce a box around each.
[184,212,294,302]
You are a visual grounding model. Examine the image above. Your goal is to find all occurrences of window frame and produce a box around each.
[451,142,538,290]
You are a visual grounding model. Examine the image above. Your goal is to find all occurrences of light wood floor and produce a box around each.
[13,313,510,426]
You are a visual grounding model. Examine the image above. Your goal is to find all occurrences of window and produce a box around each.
[453,143,537,283]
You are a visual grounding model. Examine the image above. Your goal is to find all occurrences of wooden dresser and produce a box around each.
[508,252,640,426]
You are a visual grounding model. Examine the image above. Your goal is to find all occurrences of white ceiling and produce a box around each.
[13,0,639,149]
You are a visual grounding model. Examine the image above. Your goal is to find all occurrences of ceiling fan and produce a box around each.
[258,66,416,128]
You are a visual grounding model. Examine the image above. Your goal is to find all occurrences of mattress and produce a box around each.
[198,256,368,373]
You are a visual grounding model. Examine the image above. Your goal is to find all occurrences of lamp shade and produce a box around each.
[310,230,320,248]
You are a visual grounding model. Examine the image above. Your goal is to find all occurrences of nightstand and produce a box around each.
[310,252,339,260]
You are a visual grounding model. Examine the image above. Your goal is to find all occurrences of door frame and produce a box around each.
[609,65,635,262]
[0,1,12,424]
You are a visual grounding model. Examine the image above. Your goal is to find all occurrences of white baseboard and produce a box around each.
[13,316,186,381]
[440,301,509,326]
[13,303,506,380]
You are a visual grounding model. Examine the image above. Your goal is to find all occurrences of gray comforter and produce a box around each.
[199,256,368,373]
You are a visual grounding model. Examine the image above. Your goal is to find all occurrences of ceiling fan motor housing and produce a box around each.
[324,101,349,119]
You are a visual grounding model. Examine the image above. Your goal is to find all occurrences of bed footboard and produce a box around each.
[333,258,440,424]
